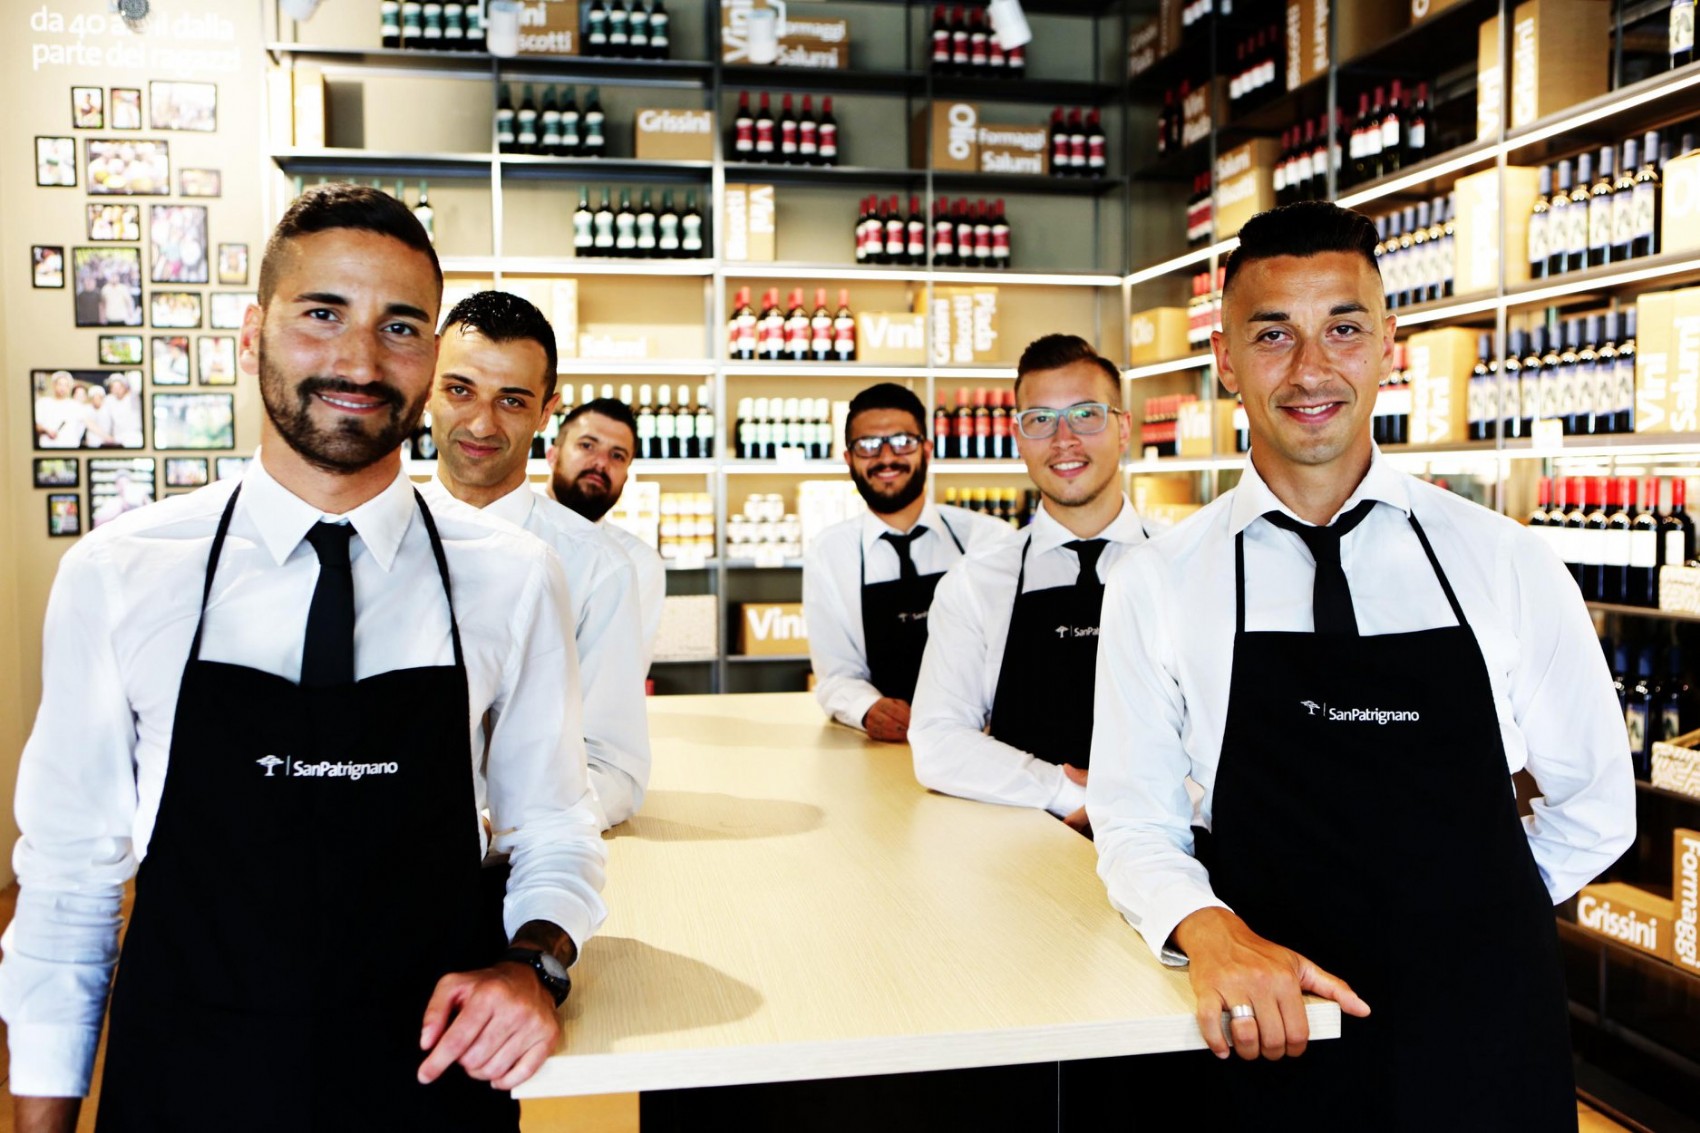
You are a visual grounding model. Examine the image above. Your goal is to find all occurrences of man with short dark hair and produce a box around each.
[804,382,1012,742]
[548,397,664,665]
[420,290,651,828]
[911,336,1146,832]
[0,184,606,1133]
[1091,201,1634,1125]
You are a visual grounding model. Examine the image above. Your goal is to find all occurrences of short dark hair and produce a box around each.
[258,182,442,307]
[1221,202,1382,297]
[441,290,560,400]
[1014,334,1121,404]
[563,397,639,448]
[846,382,926,446]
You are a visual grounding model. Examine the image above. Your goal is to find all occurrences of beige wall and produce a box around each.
[0,1,271,887]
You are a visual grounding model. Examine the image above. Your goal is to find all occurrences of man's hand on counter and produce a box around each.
[14,1095,79,1133]
[863,698,911,743]
[1171,907,1370,1063]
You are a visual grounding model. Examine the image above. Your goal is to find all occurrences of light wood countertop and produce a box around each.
[519,693,1339,1098]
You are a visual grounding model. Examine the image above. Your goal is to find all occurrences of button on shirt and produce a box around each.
[1088,448,1636,964]
[0,457,609,1097]
[911,497,1148,816]
[422,477,651,829]
[804,501,1016,729]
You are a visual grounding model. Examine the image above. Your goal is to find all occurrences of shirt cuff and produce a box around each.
[1045,772,1088,819]
[504,892,602,970]
[1142,895,1234,967]
[838,688,882,732]
[7,1022,100,1098]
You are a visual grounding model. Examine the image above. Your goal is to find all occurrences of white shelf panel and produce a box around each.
[498,257,719,276]
[726,263,932,283]
[934,366,1018,380]
[1124,353,1213,381]
[723,460,842,474]
[933,461,1027,474]
[929,269,1119,287]
[558,360,717,377]
[1504,254,1700,310]
[722,364,930,379]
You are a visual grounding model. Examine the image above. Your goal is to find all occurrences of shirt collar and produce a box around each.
[1227,443,1410,535]
[243,451,417,572]
[1027,495,1144,557]
[484,479,539,529]
[861,500,945,552]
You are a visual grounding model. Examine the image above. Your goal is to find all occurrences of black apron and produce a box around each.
[97,487,518,1132]
[987,533,1114,767]
[1200,508,1575,1129]
[860,516,964,704]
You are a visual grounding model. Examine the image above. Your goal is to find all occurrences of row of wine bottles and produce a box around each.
[571,186,706,257]
[733,397,835,460]
[1531,475,1695,607]
[928,4,1027,76]
[1370,195,1457,310]
[1611,638,1692,780]
[497,85,605,156]
[942,485,1037,528]
[854,196,1012,268]
[380,1,484,51]
[1466,313,1640,441]
[729,93,840,166]
[727,287,858,362]
[932,388,1019,460]
[582,0,672,59]
[1527,130,1688,280]
[1046,108,1109,177]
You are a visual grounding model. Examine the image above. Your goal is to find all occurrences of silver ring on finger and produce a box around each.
[1228,1004,1255,1020]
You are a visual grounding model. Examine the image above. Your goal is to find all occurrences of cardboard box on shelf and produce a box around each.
[919,286,1000,365]
[723,184,776,261]
[267,70,296,149]
[291,67,327,149]
[736,602,809,655]
[1575,882,1676,962]
[1156,0,1185,56]
[514,0,578,55]
[1177,399,1238,458]
[1509,0,1610,129]
[1636,290,1680,434]
[1675,286,1700,433]
[1661,149,1700,257]
[1337,2,1408,62]
[721,0,849,65]
[1284,0,1330,90]
[1451,165,1541,292]
[635,108,715,161]
[977,123,1048,175]
[1406,327,1478,445]
[1180,77,1222,147]
[1478,15,1503,139]
[499,278,579,360]
[1653,726,1700,796]
[1412,0,1471,23]
[1675,828,1700,974]
[654,594,719,661]
[913,101,980,172]
[1128,18,1161,78]
[1128,307,1190,366]
[1214,138,1279,238]
[857,312,927,364]
[774,37,848,69]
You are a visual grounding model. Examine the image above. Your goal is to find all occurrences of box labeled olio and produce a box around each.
[1406,327,1478,445]
[1509,0,1609,129]
[737,602,809,655]
[1128,307,1190,366]
[1452,166,1540,292]
[1575,883,1675,962]
[1213,138,1279,238]
[913,101,980,171]
[1675,828,1700,975]
[635,108,715,161]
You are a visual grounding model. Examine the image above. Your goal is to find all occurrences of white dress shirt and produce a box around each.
[595,515,665,669]
[911,497,1148,817]
[804,501,1015,729]
[0,456,608,1097]
[1089,447,1637,964]
[422,478,650,828]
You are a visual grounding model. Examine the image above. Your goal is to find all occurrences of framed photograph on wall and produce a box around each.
[32,246,65,289]
[72,247,142,328]
[153,392,234,450]
[149,82,216,132]
[33,457,80,489]
[36,136,76,187]
[198,336,237,385]
[215,456,251,481]
[164,456,210,488]
[180,168,221,198]
[98,335,144,366]
[110,88,142,131]
[48,493,83,538]
[72,86,104,129]
[151,291,202,330]
[208,292,255,330]
[216,243,248,285]
[86,203,142,242]
[149,204,208,284]
[86,138,169,195]
[152,335,191,386]
[32,370,146,450]
[88,456,156,529]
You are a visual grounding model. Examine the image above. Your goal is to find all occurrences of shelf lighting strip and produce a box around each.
[1123,353,1213,381]
[1505,65,1700,152]
[1124,238,1239,288]
[1505,255,1700,309]
[1334,142,1499,211]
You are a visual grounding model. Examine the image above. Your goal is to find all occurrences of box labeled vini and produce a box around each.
[1411,0,1471,23]
[1661,149,1700,257]
[1477,15,1503,139]
[1127,307,1190,366]
[1452,166,1540,292]
[856,312,927,364]
[913,101,980,172]
[737,602,809,655]
[1284,0,1330,90]
[1676,828,1700,974]
[1214,138,1279,238]
[1509,0,1610,129]
[1575,883,1676,961]
[977,124,1048,175]
[514,0,578,55]
[1177,400,1238,457]
[1674,287,1700,434]
[635,108,715,160]
[721,0,848,65]
[722,184,776,261]
[1406,327,1478,445]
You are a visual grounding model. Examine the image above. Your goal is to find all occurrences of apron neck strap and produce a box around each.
[1013,530,1033,596]
[1406,512,1466,627]
[412,488,467,671]
[189,485,245,663]
[938,514,966,553]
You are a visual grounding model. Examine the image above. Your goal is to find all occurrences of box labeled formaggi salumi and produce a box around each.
[1675,828,1700,975]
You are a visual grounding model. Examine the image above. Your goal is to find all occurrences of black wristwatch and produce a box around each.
[501,946,572,1007]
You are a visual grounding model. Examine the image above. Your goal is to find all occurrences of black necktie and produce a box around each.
[1263,500,1377,636]
[1065,539,1107,588]
[881,526,927,581]
[302,521,356,687]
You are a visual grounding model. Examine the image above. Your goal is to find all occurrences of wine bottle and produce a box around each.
[496,84,517,153]
[1379,81,1404,178]
[779,94,798,163]
[607,0,630,55]
[413,180,434,243]
[559,86,581,155]
[1576,315,1601,436]
[785,288,810,362]
[730,286,756,361]
[1659,646,1692,740]
[593,187,616,252]
[657,189,680,255]
[1049,108,1069,176]
[906,195,927,265]
[573,186,594,252]
[758,288,784,361]
[931,4,951,72]
[1470,334,1493,441]
[754,92,775,162]
[799,95,818,163]
[810,288,832,362]
[1666,475,1696,565]
[818,97,838,166]
[1633,130,1661,259]
[583,87,606,156]
[635,190,657,257]
[649,0,671,59]
[635,384,657,458]
[1630,477,1661,606]
[1602,477,1631,603]
[732,91,754,160]
[1529,165,1551,281]
[614,188,637,255]
[1673,0,1695,69]
[1086,110,1107,177]
[382,1,403,48]
[990,199,1011,269]
[516,84,539,153]
[884,195,905,264]
[585,0,610,55]
[833,289,856,362]
[1582,477,1609,600]
[933,199,957,266]
[934,395,953,459]
[655,384,676,457]
[695,384,713,458]
[1614,308,1636,433]
[1627,648,1654,779]
[1612,139,1637,264]
[1557,319,1581,434]
[1567,153,1592,274]
[1406,82,1429,165]
[1588,146,1615,269]
[1547,160,1573,277]
[681,190,704,256]
[673,385,696,458]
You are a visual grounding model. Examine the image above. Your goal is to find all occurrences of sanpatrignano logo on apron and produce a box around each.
[1299,699,1420,724]
[255,755,400,780]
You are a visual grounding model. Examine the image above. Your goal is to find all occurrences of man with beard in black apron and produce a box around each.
[911,336,1146,834]
[804,383,1012,743]
[1089,201,1634,1129]
[1,184,607,1133]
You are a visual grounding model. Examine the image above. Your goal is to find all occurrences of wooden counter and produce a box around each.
[518,693,1339,1098]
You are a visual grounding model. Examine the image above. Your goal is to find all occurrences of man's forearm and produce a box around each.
[15,1095,80,1133]
[510,919,577,968]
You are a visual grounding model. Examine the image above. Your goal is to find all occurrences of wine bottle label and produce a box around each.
[933,29,949,62]
[781,121,798,153]
[1633,183,1657,240]
[1631,530,1658,568]
[800,123,817,154]
[1626,704,1647,754]
[656,413,675,439]
[1613,193,1635,248]
[1408,122,1425,150]
[1674,2,1695,54]
[676,411,695,439]
[1380,120,1398,149]
[1617,361,1636,415]
[819,124,837,157]
[637,415,657,440]
[658,215,680,249]
[681,215,702,251]
[756,122,774,152]
[1526,212,1547,267]
[573,212,593,246]
[615,217,636,249]
[1668,530,1687,566]
[637,216,656,248]
[594,216,614,246]
[1589,199,1613,252]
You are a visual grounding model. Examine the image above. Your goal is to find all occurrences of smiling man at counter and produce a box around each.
[1090,201,1635,1127]
[911,336,1147,832]
[804,382,1013,743]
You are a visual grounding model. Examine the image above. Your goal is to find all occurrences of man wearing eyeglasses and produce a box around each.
[804,383,1014,742]
[910,336,1146,832]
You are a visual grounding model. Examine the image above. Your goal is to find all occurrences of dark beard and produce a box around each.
[259,351,421,475]
[552,466,614,522]
[850,452,928,515]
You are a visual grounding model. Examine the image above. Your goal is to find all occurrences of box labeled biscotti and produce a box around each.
[1284,0,1330,90]
[514,0,577,55]
[1575,882,1675,961]
[1509,0,1610,129]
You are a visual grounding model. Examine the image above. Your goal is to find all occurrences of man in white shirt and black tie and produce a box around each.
[419,289,651,829]
[0,184,606,1133]
[911,336,1146,833]
[803,382,1012,742]
[1090,200,1634,1127]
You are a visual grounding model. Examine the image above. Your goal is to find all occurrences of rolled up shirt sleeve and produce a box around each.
[804,535,881,730]
[1088,551,1228,965]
